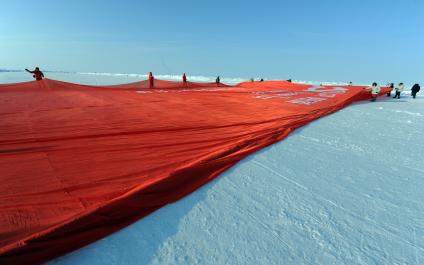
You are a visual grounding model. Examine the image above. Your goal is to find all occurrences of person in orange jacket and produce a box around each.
[25,67,44,81]
[148,72,154,88]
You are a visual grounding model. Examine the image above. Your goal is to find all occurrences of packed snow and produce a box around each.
[1,72,423,265]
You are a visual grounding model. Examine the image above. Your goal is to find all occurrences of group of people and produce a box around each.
[25,68,223,88]
[148,72,221,88]
[249,78,265,82]
[24,67,421,100]
[367,82,421,101]
[386,83,405,99]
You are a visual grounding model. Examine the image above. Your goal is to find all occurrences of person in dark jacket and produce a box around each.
[411,83,420,99]
[216,76,220,86]
[182,73,187,83]
[387,83,394,97]
[148,72,154,88]
[25,67,44,81]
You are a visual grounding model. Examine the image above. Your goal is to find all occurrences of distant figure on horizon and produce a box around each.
[393,82,404,99]
[368,82,381,102]
[287,79,292,83]
[182,73,187,84]
[411,83,420,99]
[260,78,264,82]
[25,67,44,81]
[387,83,394,97]
[348,81,353,86]
[216,76,220,86]
[148,72,154,88]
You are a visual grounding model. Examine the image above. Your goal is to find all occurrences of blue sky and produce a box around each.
[1,0,423,83]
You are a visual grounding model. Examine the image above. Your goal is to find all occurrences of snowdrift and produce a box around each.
[0,79,387,264]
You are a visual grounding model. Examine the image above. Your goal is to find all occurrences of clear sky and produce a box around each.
[1,0,423,83]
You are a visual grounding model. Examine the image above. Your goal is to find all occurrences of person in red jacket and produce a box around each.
[25,67,44,81]
[148,72,154,88]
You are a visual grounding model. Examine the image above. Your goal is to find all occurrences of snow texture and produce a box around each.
[1,72,423,265]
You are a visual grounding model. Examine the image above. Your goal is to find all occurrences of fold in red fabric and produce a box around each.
[0,79,387,264]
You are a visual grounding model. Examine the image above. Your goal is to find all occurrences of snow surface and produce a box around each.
[1,72,423,265]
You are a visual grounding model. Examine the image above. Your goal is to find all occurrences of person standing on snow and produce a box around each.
[148,72,154,88]
[216,76,220,86]
[25,67,44,81]
[182,73,187,83]
[393,82,404,99]
[365,82,381,102]
[386,83,394,97]
[368,82,381,101]
[411,83,420,99]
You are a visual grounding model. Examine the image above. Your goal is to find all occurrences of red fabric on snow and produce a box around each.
[0,79,387,264]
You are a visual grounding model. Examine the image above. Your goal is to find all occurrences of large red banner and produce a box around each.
[0,79,385,264]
